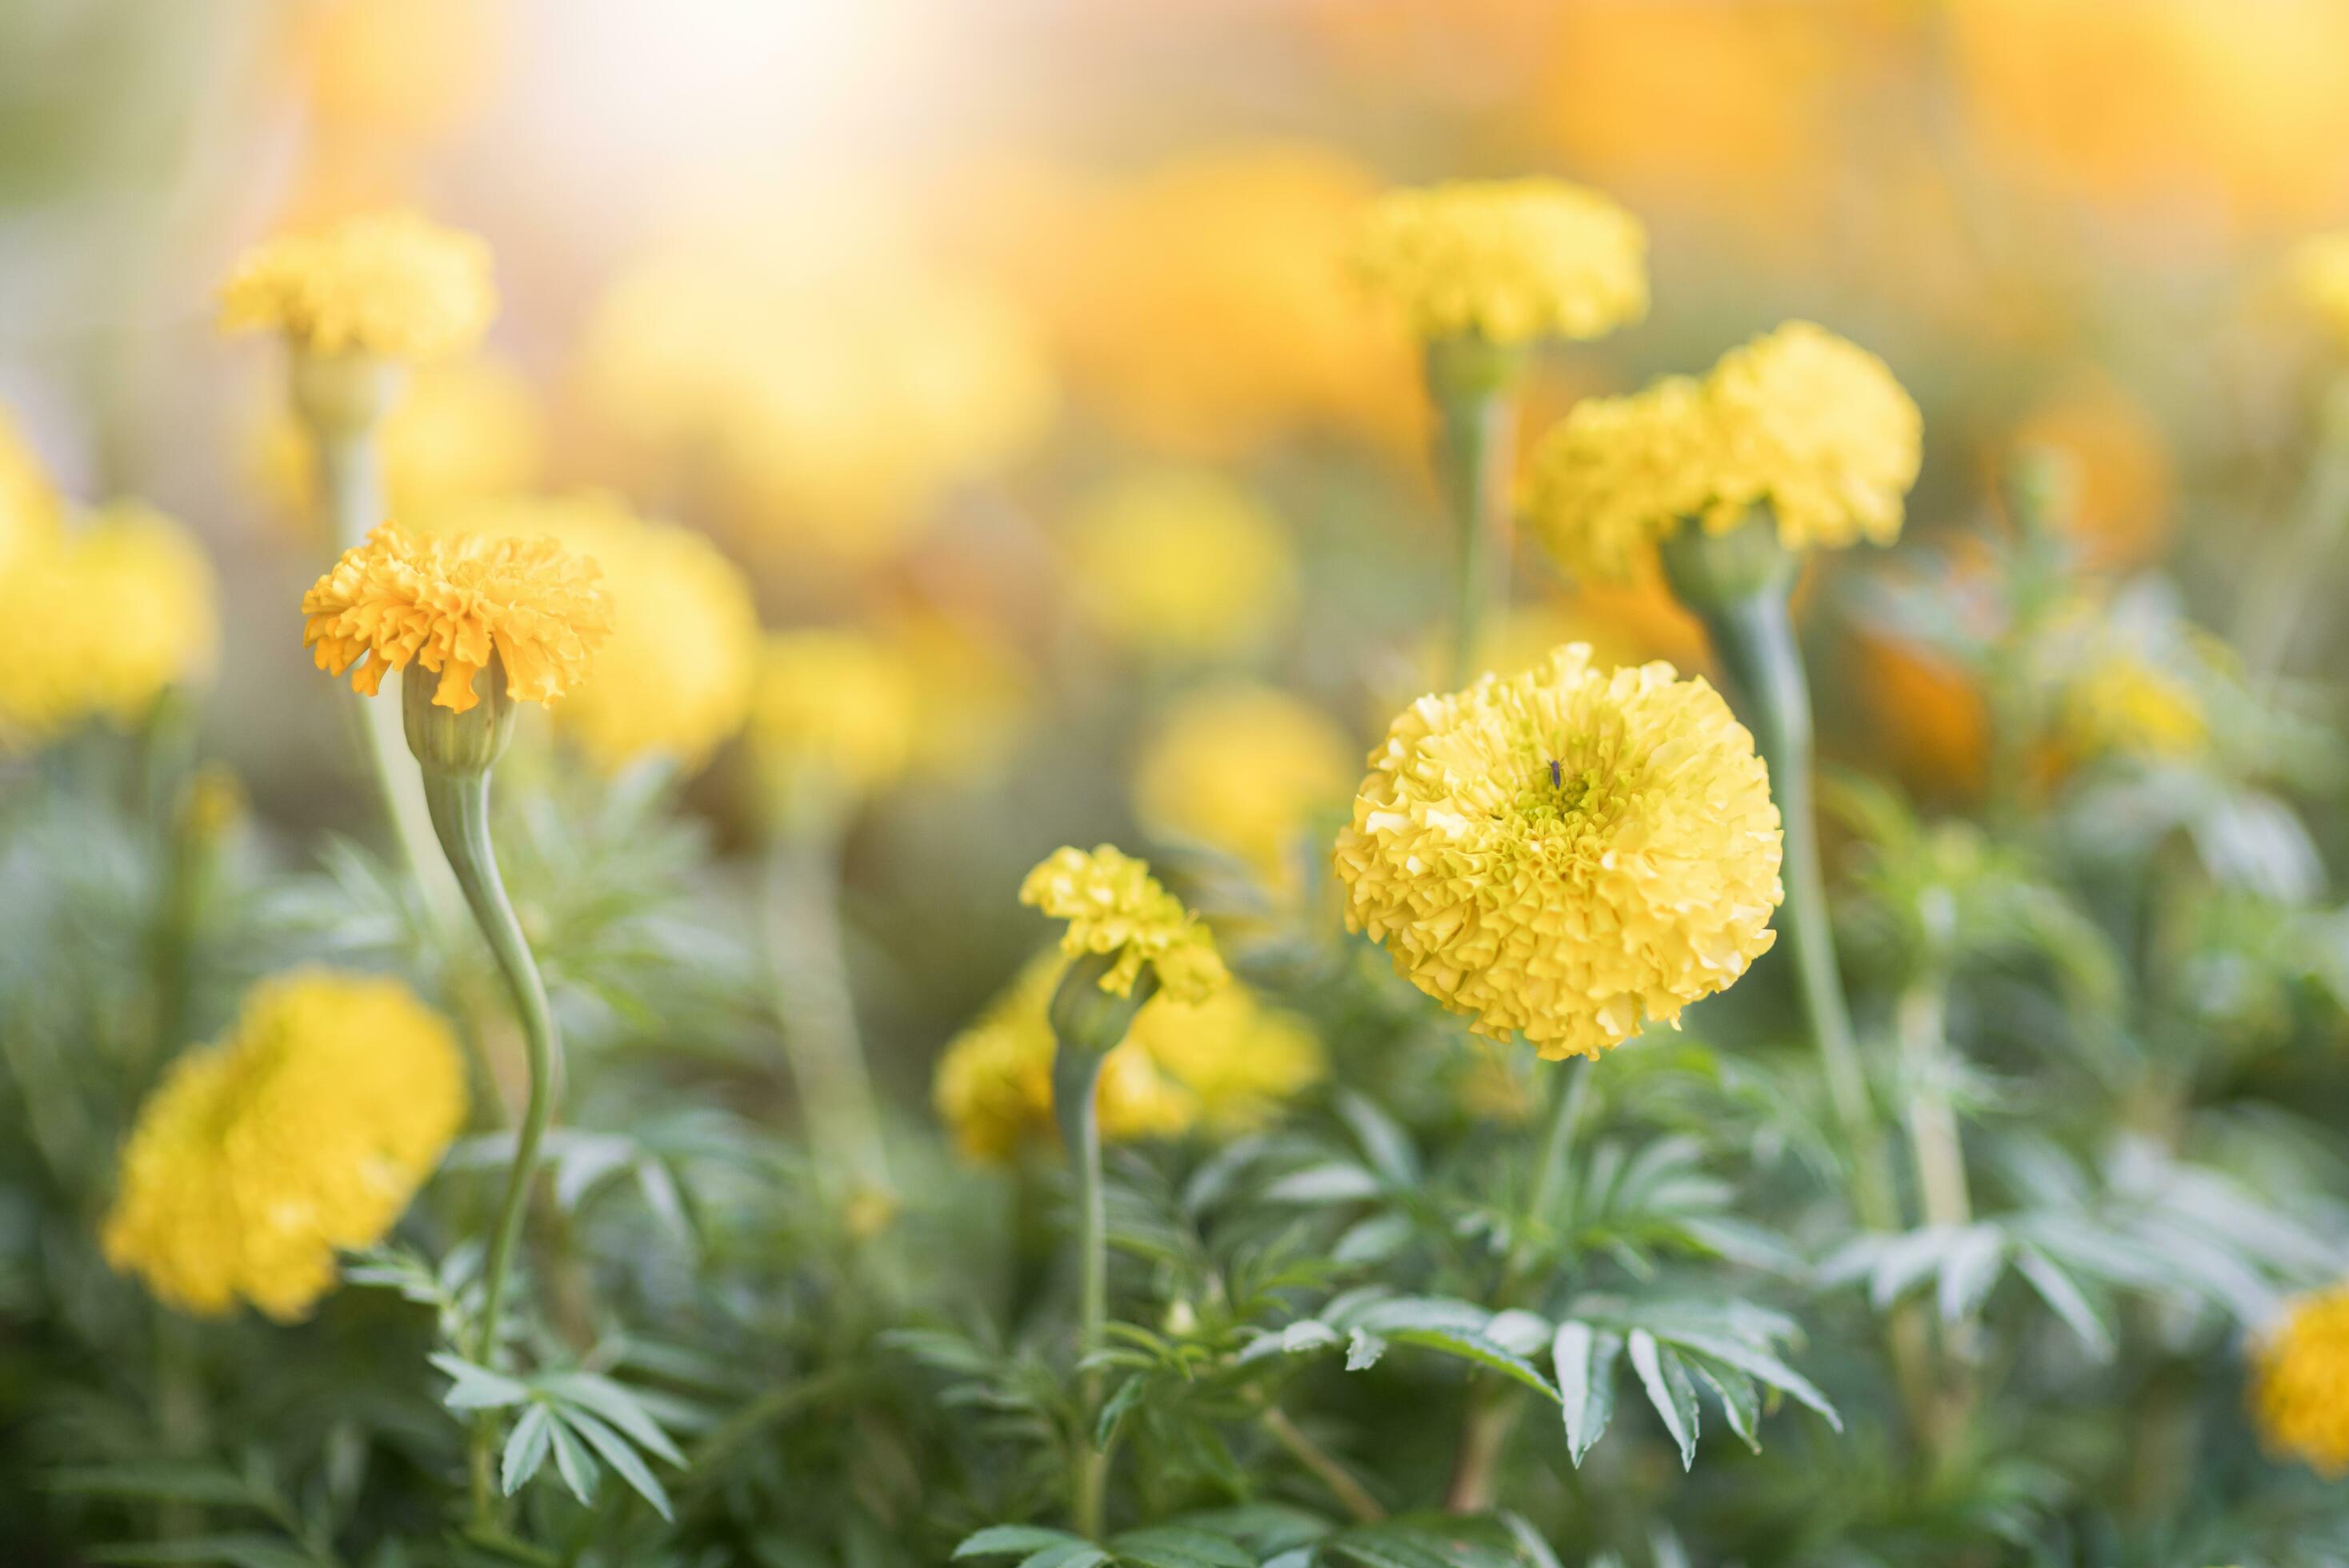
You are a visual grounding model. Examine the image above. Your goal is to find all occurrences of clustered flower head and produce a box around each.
[1352,178,1648,346]
[1526,322,1922,581]
[749,629,922,807]
[1019,845,1229,1002]
[1334,645,1783,1058]
[932,951,1322,1162]
[2252,1285,2349,1475]
[301,524,613,713]
[220,209,497,361]
[415,494,757,771]
[2061,654,2207,762]
[1133,682,1356,891]
[0,501,218,748]
[1066,469,1299,662]
[102,970,466,1320]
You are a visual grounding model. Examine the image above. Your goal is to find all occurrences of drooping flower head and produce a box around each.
[301,524,612,712]
[1352,178,1648,346]
[1133,682,1356,891]
[415,494,756,771]
[1527,322,1920,581]
[1019,845,1229,1002]
[2253,1285,2349,1475]
[0,502,218,749]
[1066,469,1298,661]
[1335,646,1783,1059]
[749,629,922,810]
[932,950,1320,1163]
[102,970,466,1320]
[221,209,497,360]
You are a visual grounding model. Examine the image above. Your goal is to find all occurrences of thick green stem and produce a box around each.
[1897,978,1970,1230]
[1448,1057,1592,1514]
[763,826,892,1209]
[421,766,561,1527]
[1661,533,1898,1233]
[1427,339,1525,682]
[304,388,462,937]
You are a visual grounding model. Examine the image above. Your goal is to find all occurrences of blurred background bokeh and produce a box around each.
[7,0,2349,1099]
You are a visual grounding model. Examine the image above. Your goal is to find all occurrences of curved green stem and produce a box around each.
[1673,574,1898,1232]
[421,767,561,1526]
[309,418,462,938]
[1427,339,1524,683]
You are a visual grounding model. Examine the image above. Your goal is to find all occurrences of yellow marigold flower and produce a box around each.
[220,209,496,361]
[0,503,218,747]
[886,609,1035,781]
[1133,683,1355,890]
[1526,322,1920,579]
[933,953,1196,1164]
[414,495,756,771]
[2285,232,2349,346]
[1066,470,1298,660]
[1704,322,1922,553]
[2253,1286,2349,1475]
[102,970,466,1320]
[301,524,612,712]
[1523,375,1715,582]
[1334,646,1783,1059]
[749,630,921,804]
[252,356,545,531]
[1129,984,1325,1135]
[1352,178,1648,346]
[1020,845,1229,1002]
[2063,656,2207,762]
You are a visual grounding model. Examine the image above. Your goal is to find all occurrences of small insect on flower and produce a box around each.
[1549,758,1563,790]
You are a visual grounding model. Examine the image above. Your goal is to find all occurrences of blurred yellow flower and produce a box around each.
[1133,682,1355,890]
[0,503,218,748]
[2284,232,2349,347]
[1527,322,1920,578]
[885,608,1036,780]
[749,629,922,806]
[2010,374,2175,572]
[298,0,502,147]
[102,970,464,1320]
[933,953,1195,1164]
[1854,632,1989,801]
[1335,646,1782,1059]
[1129,984,1325,1135]
[301,525,612,712]
[1021,845,1228,1002]
[1352,178,1648,346]
[574,216,1053,575]
[1066,470,1297,660]
[221,209,496,361]
[415,495,757,772]
[966,146,1420,457]
[2253,1286,2349,1475]
[253,357,544,531]
[932,950,1319,1162]
[2063,656,2207,762]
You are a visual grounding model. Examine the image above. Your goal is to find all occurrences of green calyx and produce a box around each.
[1657,510,1799,612]
[402,658,518,778]
[1423,334,1531,405]
[289,347,405,443]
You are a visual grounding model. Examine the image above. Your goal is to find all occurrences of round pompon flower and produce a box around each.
[415,494,756,771]
[1352,179,1648,346]
[301,524,612,712]
[1523,375,1715,582]
[1133,682,1355,890]
[1066,470,1298,661]
[2252,1286,2349,1474]
[749,630,921,808]
[1334,646,1783,1058]
[1702,321,1922,553]
[0,503,218,747]
[1020,845,1229,1002]
[102,970,466,1320]
[220,209,496,360]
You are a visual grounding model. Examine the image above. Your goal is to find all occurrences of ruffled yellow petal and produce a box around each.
[221,209,496,361]
[1353,178,1648,346]
[1018,845,1228,1002]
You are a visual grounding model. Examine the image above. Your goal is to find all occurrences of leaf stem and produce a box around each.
[763,825,893,1212]
[1427,339,1524,683]
[1261,1405,1386,1522]
[420,766,562,1529]
[1054,1039,1109,1540]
